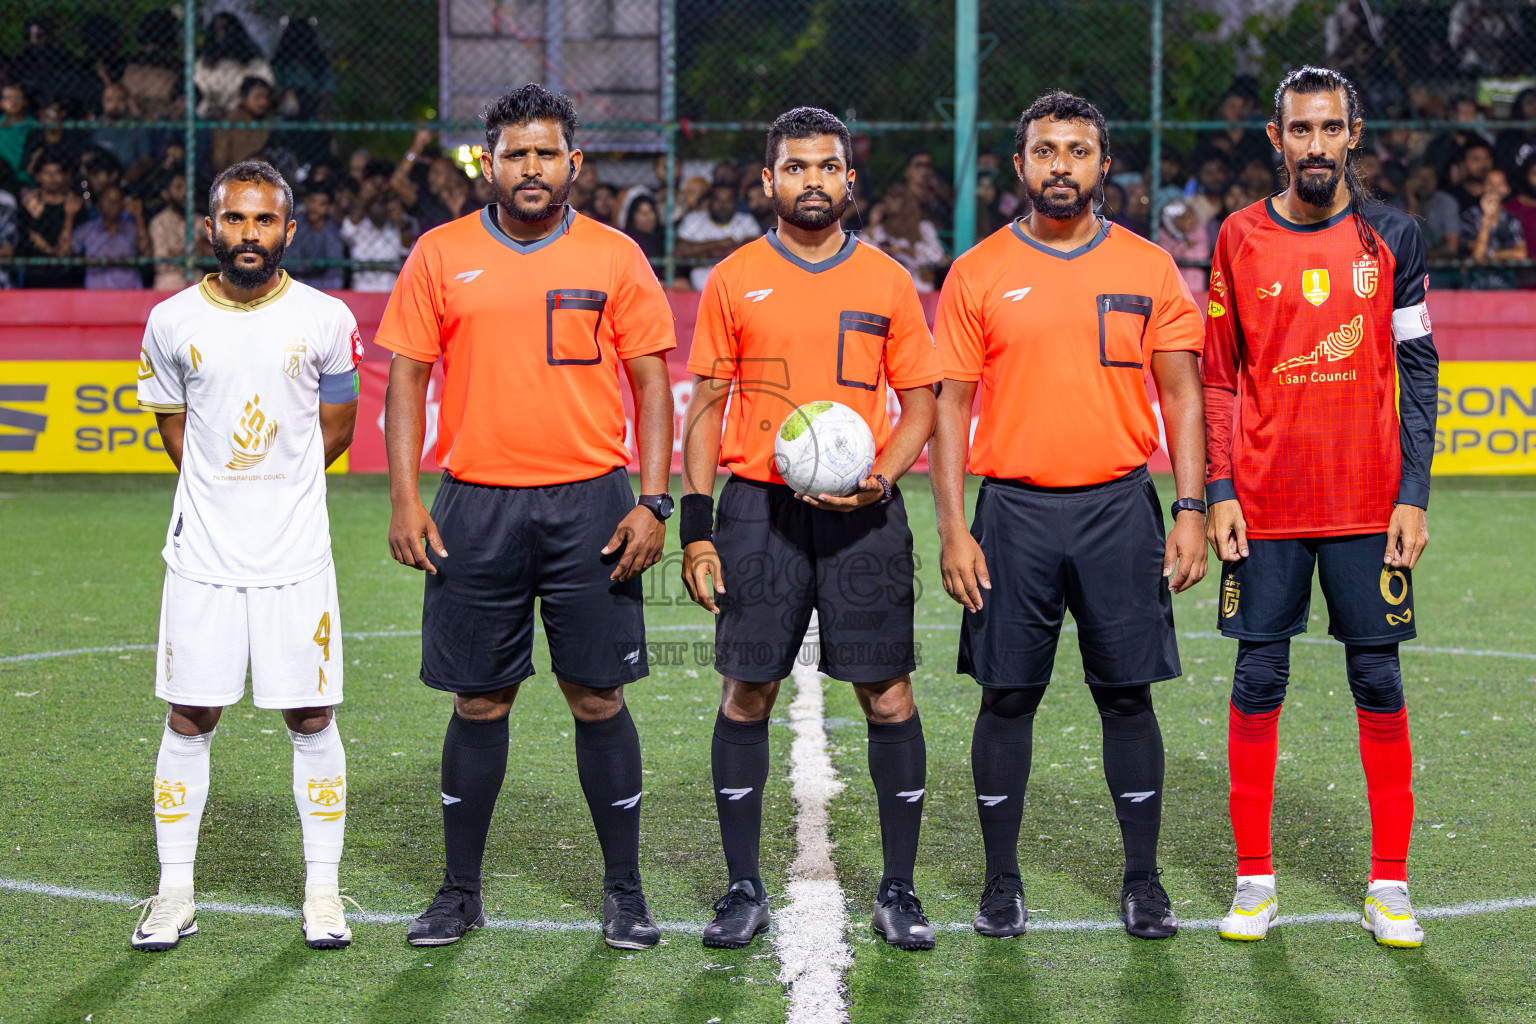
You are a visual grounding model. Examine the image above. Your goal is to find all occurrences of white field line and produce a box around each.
[925,895,1536,933]
[4,875,1531,939]
[0,624,724,665]
[0,876,706,934]
[776,614,852,1024]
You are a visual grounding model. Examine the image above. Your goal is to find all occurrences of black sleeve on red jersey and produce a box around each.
[1363,202,1438,509]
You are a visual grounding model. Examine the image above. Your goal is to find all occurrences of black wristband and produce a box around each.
[679,493,714,546]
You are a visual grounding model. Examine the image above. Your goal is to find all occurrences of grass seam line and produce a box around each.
[776,614,853,1024]
[9,628,1535,666]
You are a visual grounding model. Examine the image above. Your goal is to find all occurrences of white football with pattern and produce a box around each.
[773,401,876,498]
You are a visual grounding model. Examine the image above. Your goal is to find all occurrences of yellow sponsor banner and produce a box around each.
[0,361,347,473]
[1435,362,1536,474]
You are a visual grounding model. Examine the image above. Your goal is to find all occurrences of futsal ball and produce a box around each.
[773,401,876,498]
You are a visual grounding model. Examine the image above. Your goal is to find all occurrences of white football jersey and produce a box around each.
[137,272,363,586]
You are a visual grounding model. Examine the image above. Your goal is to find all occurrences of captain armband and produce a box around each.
[1391,303,1431,343]
[318,371,360,404]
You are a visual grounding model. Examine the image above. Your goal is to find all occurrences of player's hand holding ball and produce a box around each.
[389,497,448,574]
[774,401,881,512]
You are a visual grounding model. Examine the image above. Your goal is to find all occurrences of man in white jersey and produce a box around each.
[130,160,364,951]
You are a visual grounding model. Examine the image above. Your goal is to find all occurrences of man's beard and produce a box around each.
[773,186,849,230]
[213,235,284,290]
[1025,168,1101,221]
[493,172,571,223]
[1294,156,1343,207]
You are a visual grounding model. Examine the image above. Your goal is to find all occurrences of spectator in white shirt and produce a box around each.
[675,182,762,290]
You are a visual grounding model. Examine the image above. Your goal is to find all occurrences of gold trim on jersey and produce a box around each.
[198,270,292,312]
[138,401,187,413]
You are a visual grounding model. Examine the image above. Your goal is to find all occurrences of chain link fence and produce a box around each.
[0,0,1532,291]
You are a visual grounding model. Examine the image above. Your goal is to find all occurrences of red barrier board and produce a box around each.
[3,288,1531,476]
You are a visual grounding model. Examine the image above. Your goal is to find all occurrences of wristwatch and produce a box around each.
[874,474,894,506]
[1169,497,1207,520]
[637,493,674,521]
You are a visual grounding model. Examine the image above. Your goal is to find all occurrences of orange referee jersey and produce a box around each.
[935,219,1203,486]
[374,206,675,487]
[687,230,942,483]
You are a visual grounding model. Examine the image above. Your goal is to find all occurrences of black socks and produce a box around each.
[440,712,510,888]
[867,712,926,889]
[711,710,770,898]
[573,704,645,886]
[1090,685,1165,883]
[971,696,1038,879]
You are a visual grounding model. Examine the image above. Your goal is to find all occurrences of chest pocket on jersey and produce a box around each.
[1097,293,1152,369]
[546,289,608,366]
[837,310,891,391]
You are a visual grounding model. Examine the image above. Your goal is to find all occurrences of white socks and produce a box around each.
[289,721,347,887]
[1237,873,1277,889]
[154,722,213,896]
[152,718,346,894]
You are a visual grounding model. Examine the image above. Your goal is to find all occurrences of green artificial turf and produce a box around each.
[1,474,1533,1023]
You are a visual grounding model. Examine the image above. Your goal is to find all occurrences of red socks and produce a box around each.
[1357,706,1414,881]
[1227,703,1280,876]
[1229,702,1414,881]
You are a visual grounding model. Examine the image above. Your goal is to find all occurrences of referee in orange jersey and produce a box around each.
[931,91,1208,941]
[681,107,941,951]
[377,85,676,951]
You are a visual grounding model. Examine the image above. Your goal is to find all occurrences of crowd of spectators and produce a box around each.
[1,9,1535,292]
[0,10,413,290]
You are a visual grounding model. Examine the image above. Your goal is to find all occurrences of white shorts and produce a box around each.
[154,564,344,709]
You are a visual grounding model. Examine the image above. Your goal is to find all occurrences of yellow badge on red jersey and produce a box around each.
[1302,269,1330,306]
[1208,300,1226,317]
[1353,259,1379,299]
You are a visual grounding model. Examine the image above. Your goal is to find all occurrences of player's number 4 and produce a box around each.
[314,612,331,661]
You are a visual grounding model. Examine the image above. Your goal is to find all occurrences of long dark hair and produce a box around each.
[1272,65,1378,259]
[202,13,262,65]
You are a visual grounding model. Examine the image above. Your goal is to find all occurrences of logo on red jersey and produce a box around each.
[1301,269,1330,306]
[1272,314,1364,375]
[350,326,364,367]
[1353,259,1379,299]
[1208,300,1226,317]
[1209,267,1227,299]
[1257,281,1282,300]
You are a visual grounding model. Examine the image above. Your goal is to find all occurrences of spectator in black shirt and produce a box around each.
[22,100,87,184]
[18,150,84,287]
[1452,139,1497,212]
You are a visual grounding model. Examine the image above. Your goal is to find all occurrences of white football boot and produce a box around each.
[1218,876,1279,941]
[130,891,198,951]
[302,885,359,949]
[1361,880,1424,948]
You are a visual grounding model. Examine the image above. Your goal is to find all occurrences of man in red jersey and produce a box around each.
[1203,67,1438,948]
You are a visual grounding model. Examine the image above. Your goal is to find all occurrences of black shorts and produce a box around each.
[712,475,917,684]
[419,468,647,693]
[957,465,1180,689]
[1216,533,1416,644]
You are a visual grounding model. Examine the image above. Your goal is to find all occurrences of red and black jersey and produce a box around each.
[1202,198,1439,539]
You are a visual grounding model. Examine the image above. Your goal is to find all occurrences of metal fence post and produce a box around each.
[662,0,676,287]
[952,0,978,256]
[183,0,198,283]
[1148,0,1163,244]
